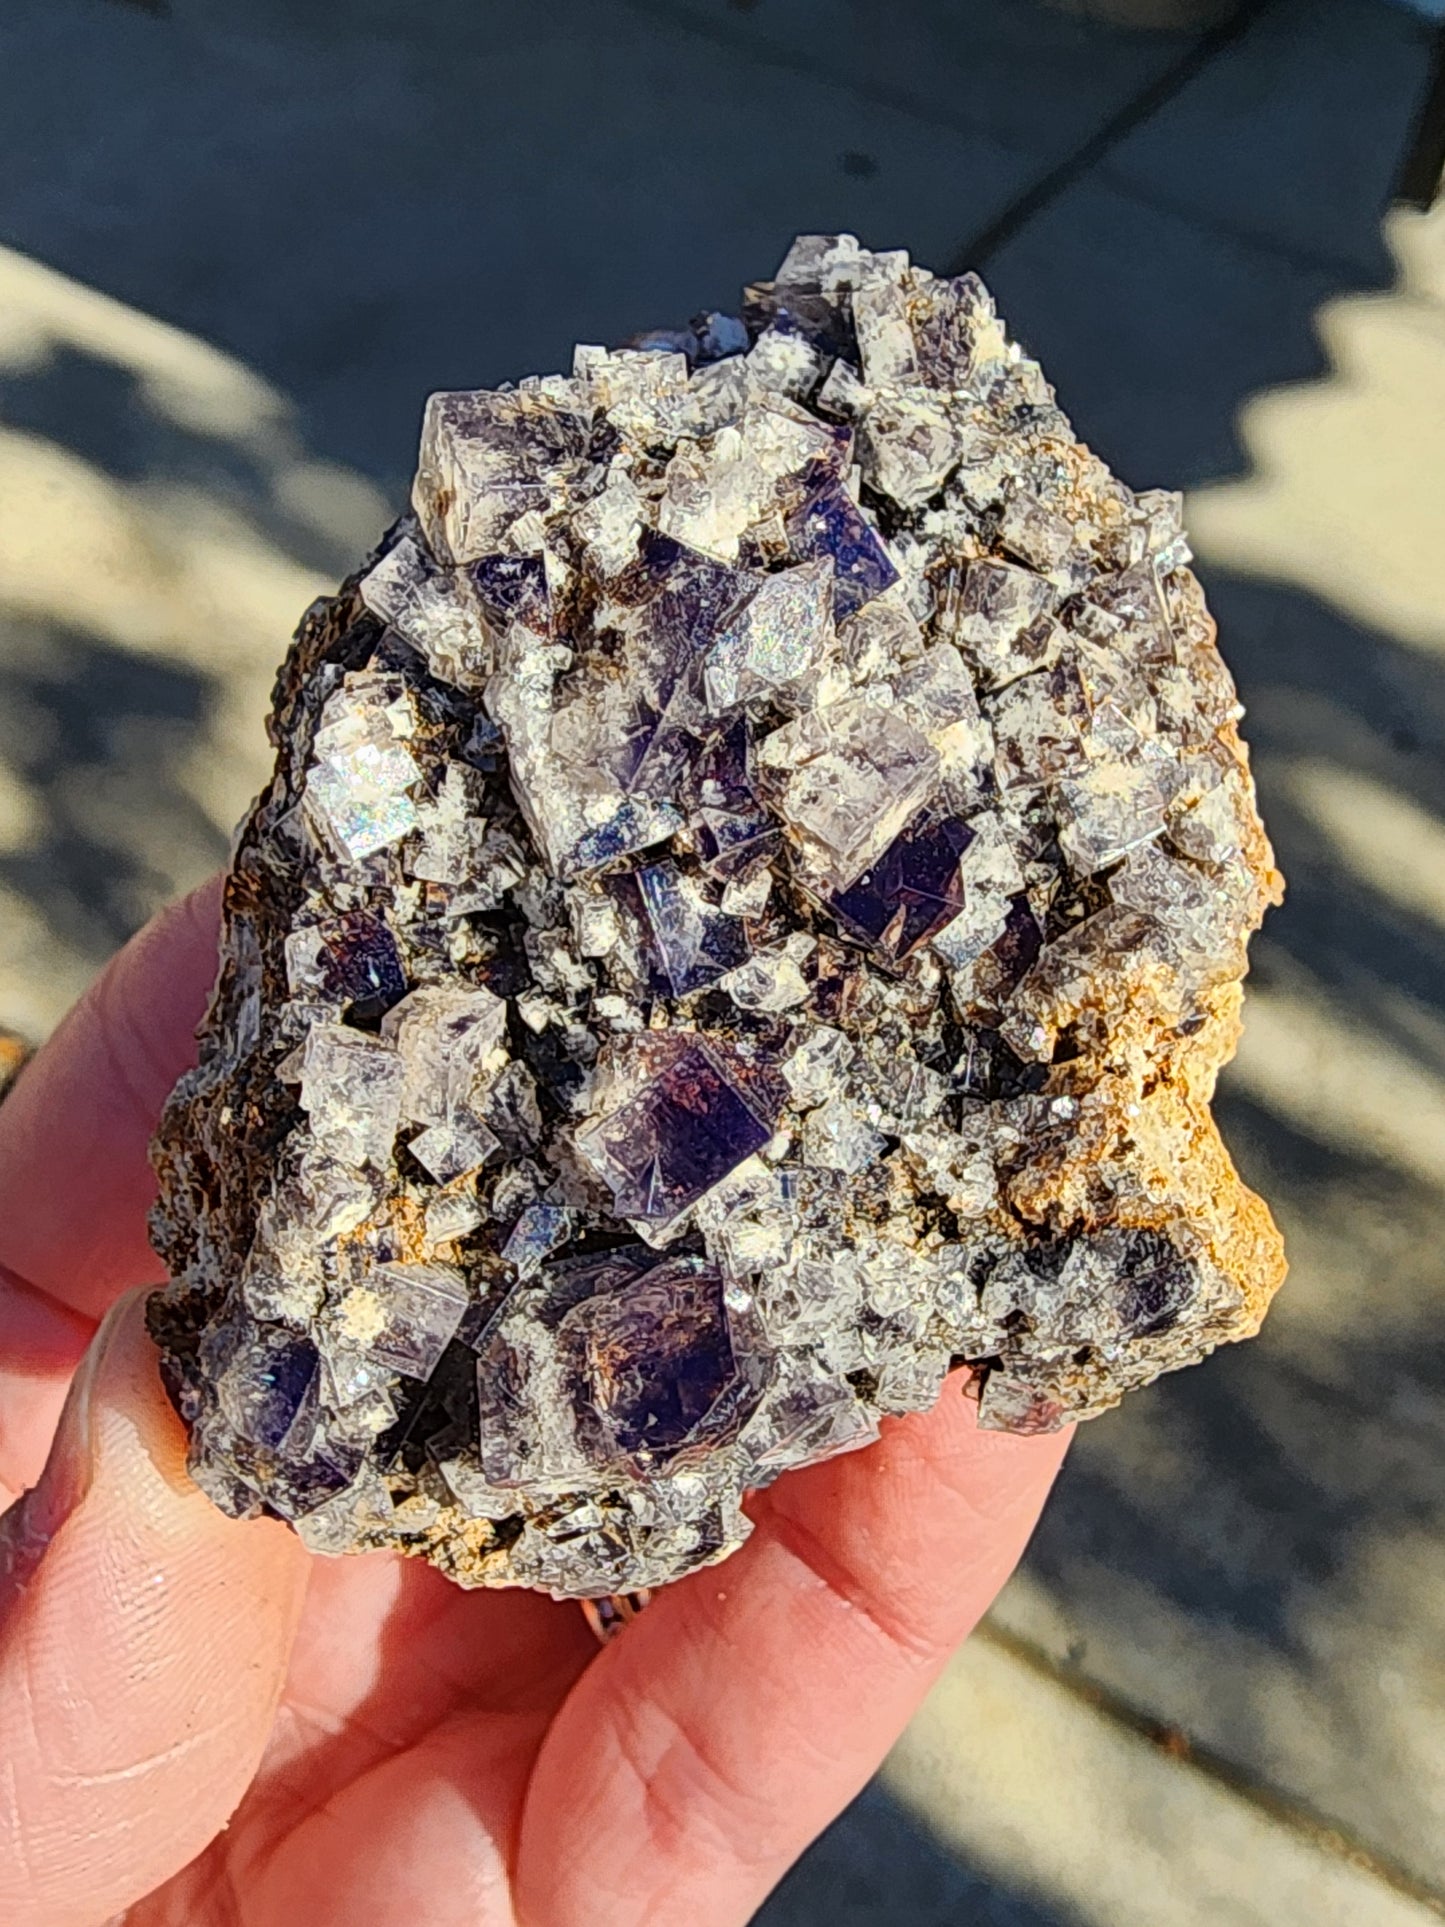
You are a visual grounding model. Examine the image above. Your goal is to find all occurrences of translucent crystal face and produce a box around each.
[148,235,1284,1600]
[575,1035,779,1225]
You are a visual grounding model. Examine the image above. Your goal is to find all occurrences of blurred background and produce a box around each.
[2,0,1443,1919]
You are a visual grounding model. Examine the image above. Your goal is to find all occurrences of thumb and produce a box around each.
[0,1289,309,1927]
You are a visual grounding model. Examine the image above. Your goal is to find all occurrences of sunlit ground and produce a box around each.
[0,243,386,1036]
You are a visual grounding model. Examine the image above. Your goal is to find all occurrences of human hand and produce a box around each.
[0,881,1069,1927]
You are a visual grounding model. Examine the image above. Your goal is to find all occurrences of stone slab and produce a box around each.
[1097,0,1435,280]
[883,1633,1443,1927]
[0,0,1047,499]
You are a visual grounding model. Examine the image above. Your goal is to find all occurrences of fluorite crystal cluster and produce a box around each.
[148,236,1285,1597]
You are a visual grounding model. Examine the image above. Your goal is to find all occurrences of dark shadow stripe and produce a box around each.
[949,0,1279,272]
[1396,23,1445,208]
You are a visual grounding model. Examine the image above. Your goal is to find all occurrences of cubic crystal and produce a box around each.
[575,1036,780,1225]
[829,811,974,965]
[758,697,939,891]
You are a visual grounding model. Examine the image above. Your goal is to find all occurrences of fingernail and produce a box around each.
[0,1290,141,1602]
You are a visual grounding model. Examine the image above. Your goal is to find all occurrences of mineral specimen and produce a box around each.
[148,235,1286,1599]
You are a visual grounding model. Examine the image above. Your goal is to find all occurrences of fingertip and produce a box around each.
[0,1291,307,1927]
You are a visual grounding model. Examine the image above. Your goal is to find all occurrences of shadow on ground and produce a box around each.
[0,618,227,968]
[762,1782,1084,1927]
[0,0,1441,1914]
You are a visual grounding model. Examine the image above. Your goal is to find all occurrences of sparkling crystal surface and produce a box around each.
[149,237,1285,1598]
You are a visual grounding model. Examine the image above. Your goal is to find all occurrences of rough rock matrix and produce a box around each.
[149,236,1285,1598]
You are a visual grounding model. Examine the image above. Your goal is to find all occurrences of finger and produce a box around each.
[0,1271,92,1508]
[163,1555,599,1927]
[0,876,221,1310]
[239,1554,595,1826]
[517,1378,1068,1927]
[0,1289,308,1927]
[0,879,221,1493]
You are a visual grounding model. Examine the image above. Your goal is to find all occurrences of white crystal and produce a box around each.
[837,591,926,684]
[816,357,874,421]
[1055,759,1169,872]
[859,393,960,508]
[895,643,993,793]
[803,1094,887,1174]
[571,466,645,579]
[851,272,919,388]
[408,1117,500,1183]
[704,558,834,708]
[657,402,837,562]
[747,325,827,402]
[295,1146,386,1239]
[381,983,509,1128]
[340,1261,469,1378]
[742,1360,879,1475]
[424,1185,484,1248]
[292,1026,406,1171]
[900,1125,998,1216]
[1000,493,1076,574]
[574,346,691,446]
[360,535,491,685]
[720,866,772,918]
[758,697,939,891]
[782,1024,856,1109]
[720,943,811,1013]
[572,894,621,957]
[988,662,1091,791]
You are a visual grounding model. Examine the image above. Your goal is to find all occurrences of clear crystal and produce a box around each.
[292,1026,405,1170]
[945,559,1057,689]
[859,394,960,509]
[304,682,424,863]
[1055,759,1170,872]
[408,1118,500,1183]
[414,386,590,562]
[802,1094,887,1174]
[381,984,509,1129]
[339,1261,470,1378]
[360,534,492,685]
[502,1202,572,1278]
[633,860,749,996]
[719,937,813,1012]
[704,557,834,708]
[758,697,938,891]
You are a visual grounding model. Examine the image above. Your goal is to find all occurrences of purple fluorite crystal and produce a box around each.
[576,1036,778,1224]
[570,1256,742,1460]
[786,483,899,619]
[147,234,1284,1599]
[315,910,407,1020]
[830,813,975,965]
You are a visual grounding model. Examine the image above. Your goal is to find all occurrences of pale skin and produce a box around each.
[0,880,1069,1927]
